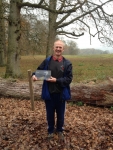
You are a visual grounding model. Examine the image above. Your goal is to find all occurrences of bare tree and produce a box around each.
[5,0,113,77]
[5,0,48,77]
[0,0,6,66]
[63,40,79,55]
[19,14,48,55]
[46,0,113,56]
[19,15,31,55]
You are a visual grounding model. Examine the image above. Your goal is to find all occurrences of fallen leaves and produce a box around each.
[0,98,113,150]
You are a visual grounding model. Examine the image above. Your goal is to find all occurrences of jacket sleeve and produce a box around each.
[56,61,73,87]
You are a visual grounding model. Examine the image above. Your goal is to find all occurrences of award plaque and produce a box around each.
[35,70,51,80]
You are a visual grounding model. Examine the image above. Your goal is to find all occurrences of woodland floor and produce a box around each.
[0,98,113,150]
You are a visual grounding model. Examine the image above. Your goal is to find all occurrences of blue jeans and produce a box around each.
[45,93,66,134]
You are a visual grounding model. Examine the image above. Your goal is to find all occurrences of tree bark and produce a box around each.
[70,80,113,106]
[0,77,113,106]
[46,0,57,57]
[5,0,21,77]
[0,0,6,66]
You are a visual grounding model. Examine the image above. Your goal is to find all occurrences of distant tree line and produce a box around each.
[78,48,110,55]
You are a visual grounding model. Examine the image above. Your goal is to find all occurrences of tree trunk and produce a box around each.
[0,78,113,106]
[46,0,57,57]
[5,0,21,78]
[0,0,6,66]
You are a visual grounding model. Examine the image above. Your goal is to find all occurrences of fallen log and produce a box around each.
[0,77,113,106]
[71,80,113,106]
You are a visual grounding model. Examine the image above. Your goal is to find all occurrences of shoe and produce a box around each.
[47,133,54,140]
[58,132,64,141]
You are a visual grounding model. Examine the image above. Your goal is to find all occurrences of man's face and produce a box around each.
[53,41,64,57]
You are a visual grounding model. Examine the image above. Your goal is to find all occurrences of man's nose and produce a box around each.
[57,47,60,50]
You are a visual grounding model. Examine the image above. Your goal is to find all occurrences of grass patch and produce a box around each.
[0,54,113,82]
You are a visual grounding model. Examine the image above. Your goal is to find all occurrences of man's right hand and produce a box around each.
[32,75,38,81]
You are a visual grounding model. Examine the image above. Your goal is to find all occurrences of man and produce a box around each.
[32,40,73,140]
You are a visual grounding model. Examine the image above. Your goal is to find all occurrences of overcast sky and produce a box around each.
[61,33,113,53]
[75,33,113,53]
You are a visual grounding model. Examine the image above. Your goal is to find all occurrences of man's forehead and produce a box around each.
[54,41,64,46]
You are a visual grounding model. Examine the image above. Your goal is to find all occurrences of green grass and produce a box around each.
[1,54,113,83]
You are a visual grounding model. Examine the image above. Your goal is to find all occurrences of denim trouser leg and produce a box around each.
[45,99,55,134]
[56,100,65,132]
[45,93,66,134]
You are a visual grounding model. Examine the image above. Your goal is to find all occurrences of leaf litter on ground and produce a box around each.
[0,98,113,150]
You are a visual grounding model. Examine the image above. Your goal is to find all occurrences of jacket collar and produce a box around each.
[52,55,63,62]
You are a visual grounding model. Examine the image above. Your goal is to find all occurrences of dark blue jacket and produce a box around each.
[34,56,73,101]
